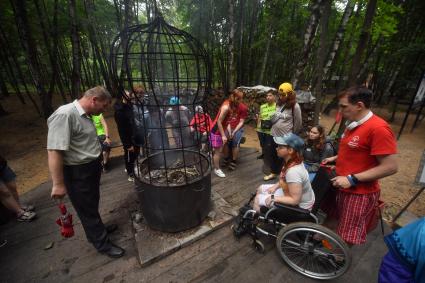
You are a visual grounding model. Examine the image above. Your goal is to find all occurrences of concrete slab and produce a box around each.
[134,190,237,267]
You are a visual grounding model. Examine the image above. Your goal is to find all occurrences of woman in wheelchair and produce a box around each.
[253,133,315,212]
[233,134,351,280]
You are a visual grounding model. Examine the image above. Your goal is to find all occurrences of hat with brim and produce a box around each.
[273,133,304,152]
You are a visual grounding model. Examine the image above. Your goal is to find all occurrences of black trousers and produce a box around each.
[63,158,110,252]
[124,146,140,176]
[264,136,284,175]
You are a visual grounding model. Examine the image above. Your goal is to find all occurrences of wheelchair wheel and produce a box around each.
[276,222,351,280]
[231,215,249,238]
[253,239,265,253]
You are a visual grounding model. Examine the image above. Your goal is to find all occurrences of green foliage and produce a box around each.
[0,0,424,114]
[372,0,402,39]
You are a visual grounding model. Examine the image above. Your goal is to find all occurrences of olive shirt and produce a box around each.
[47,100,101,166]
[256,102,276,135]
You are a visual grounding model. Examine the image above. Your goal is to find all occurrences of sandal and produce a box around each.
[228,160,237,170]
[21,204,35,212]
[17,211,36,222]
[223,158,230,168]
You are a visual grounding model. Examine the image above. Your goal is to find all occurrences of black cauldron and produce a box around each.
[135,150,211,232]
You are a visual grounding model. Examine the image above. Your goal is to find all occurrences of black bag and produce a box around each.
[260,119,273,129]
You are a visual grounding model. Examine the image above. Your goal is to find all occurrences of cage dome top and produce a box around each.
[110,14,211,107]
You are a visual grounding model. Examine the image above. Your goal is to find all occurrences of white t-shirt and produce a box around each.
[285,164,315,210]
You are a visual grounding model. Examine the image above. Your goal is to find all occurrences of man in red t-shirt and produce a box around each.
[322,86,398,245]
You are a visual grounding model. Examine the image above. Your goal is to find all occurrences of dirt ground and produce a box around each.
[0,96,424,217]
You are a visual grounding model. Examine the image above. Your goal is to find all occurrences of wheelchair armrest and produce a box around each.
[273,202,310,215]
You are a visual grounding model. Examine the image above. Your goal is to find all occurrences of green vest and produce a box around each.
[91,114,105,136]
[256,102,276,134]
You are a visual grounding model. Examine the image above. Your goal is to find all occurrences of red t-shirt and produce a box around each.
[190,113,212,133]
[223,102,248,129]
[336,114,397,194]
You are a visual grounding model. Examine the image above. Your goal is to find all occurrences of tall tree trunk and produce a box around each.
[337,0,377,136]
[292,0,324,88]
[347,0,378,87]
[50,0,67,103]
[313,0,332,124]
[258,31,273,84]
[84,0,112,90]
[0,68,10,97]
[227,0,236,92]
[0,100,7,116]
[113,0,123,30]
[322,0,355,78]
[69,0,82,98]
[11,0,51,117]
[356,35,383,83]
[236,0,245,86]
[0,46,25,104]
[247,0,262,85]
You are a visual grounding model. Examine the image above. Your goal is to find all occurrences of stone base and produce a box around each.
[133,191,237,267]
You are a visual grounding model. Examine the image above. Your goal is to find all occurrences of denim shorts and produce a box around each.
[226,128,244,148]
[0,166,17,185]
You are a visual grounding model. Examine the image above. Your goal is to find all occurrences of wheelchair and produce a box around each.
[231,166,351,280]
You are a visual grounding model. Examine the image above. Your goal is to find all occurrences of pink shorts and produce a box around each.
[210,132,223,148]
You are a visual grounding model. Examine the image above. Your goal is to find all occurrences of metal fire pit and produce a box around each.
[110,8,212,233]
[135,149,211,232]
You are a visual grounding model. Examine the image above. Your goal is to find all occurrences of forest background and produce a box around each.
[0,0,424,216]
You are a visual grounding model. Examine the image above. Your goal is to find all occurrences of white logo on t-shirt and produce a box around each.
[348,135,360,148]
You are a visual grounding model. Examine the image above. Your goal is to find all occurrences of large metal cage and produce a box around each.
[110,14,212,232]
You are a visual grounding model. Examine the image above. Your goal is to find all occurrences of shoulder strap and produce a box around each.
[292,106,295,131]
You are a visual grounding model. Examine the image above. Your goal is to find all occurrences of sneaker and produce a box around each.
[128,176,135,182]
[17,211,36,222]
[263,173,277,181]
[214,168,226,178]
[21,204,35,212]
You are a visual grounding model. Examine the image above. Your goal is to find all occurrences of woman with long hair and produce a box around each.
[211,89,247,178]
[263,82,302,181]
[303,125,335,181]
[253,133,315,212]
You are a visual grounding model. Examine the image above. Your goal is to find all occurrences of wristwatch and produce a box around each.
[347,174,359,187]
[351,174,359,185]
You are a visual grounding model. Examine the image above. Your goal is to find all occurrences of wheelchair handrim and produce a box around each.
[277,225,351,280]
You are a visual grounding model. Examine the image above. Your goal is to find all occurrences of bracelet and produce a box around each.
[346,175,357,187]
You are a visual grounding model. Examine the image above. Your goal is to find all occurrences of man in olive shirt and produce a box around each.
[47,86,125,258]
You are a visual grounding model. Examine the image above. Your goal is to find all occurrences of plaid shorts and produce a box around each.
[323,190,380,245]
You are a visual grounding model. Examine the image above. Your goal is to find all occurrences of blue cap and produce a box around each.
[273,133,304,152]
[169,96,180,105]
